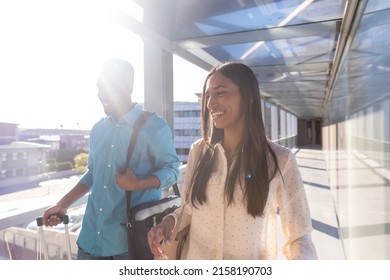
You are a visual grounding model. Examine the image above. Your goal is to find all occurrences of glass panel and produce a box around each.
[323,1,390,259]
[175,0,344,38]
[366,0,390,13]
[205,35,334,63]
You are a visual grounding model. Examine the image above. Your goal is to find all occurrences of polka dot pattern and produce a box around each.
[170,139,318,260]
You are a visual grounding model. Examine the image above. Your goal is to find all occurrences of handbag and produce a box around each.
[127,184,181,260]
[124,111,181,259]
[155,194,190,260]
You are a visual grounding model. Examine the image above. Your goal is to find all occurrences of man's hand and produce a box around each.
[42,204,67,227]
[115,169,140,191]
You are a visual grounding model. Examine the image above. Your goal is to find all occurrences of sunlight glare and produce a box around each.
[0,0,144,129]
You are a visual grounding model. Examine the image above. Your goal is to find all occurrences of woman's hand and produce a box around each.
[147,216,175,259]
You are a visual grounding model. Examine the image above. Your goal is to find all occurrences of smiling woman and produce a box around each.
[0,0,144,129]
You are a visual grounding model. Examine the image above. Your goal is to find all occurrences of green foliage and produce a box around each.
[57,161,74,171]
[74,152,88,173]
[56,148,79,164]
[46,149,88,172]
[47,161,74,171]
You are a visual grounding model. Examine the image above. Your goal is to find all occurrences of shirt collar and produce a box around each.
[107,103,143,126]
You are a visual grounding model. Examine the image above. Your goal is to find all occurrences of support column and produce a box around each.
[143,39,174,132]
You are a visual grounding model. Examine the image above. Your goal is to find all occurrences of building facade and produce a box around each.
[0,141,50,181]
[173,101,202,163]
[0,123,89,182]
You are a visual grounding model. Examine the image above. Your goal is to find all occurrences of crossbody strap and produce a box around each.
[125,111,154,222]
[125,111,153,173]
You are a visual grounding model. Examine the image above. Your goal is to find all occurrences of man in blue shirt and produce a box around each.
[42,58,180,259]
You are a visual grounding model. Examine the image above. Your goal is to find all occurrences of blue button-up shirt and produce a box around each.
[77,104,179,257]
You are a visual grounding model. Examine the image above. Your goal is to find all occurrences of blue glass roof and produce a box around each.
[125,0,390,119]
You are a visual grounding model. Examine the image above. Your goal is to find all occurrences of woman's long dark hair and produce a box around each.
[190,62,279,217]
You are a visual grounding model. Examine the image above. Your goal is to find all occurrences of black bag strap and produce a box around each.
[171,183,180,196]
[124,110,181,218]
[124,110,180,259]
[125,111,153,218]
[124,111,153,259]
[125,112,153,172]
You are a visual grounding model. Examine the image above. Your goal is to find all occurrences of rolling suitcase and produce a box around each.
[36,214,72,260]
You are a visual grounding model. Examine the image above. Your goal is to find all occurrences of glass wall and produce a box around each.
[262,100,297,148]
[322,1,390,259]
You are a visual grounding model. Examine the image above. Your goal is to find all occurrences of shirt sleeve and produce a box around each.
[79,168,93,187]
[277,150,318,260]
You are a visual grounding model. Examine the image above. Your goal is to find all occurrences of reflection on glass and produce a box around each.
[322,1,390,259]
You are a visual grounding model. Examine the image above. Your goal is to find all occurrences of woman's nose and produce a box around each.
[207,94,216,110]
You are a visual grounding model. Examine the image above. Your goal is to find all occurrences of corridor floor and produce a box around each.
[277,146,345,259]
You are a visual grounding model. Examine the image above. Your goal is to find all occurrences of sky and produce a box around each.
[0,0,208,129]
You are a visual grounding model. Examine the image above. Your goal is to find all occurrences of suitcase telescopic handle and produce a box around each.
[36,214,69,226]
[36,214,72,260]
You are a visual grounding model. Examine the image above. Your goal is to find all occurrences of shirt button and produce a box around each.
[99,208,103,211]
[108,164,111,168]
[97,231,101,235]
[111,144,114,148]
[103,185,107,189]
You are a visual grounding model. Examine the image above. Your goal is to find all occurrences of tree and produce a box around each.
[56,148,79,164]
[74,152,88,173]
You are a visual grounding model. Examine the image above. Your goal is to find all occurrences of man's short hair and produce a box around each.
[99,58,134,91]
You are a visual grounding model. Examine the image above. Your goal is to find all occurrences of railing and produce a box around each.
[272,135,297,149]
[1,226,78,260]
[0,165,186,260]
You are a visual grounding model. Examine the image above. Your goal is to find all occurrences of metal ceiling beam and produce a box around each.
[278,101,324,106]
[251,62,331,73]
[177,21,337,49]
[173,49,216,70]
[108,9,175,52]
[321,0,369,114]
[267,94,324,99]
[263,91,325,95]
[359,7,390,31]
[348,52,390,67]
[186,49,221,67]
[109,9,216,76]
[262,80,327,88]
